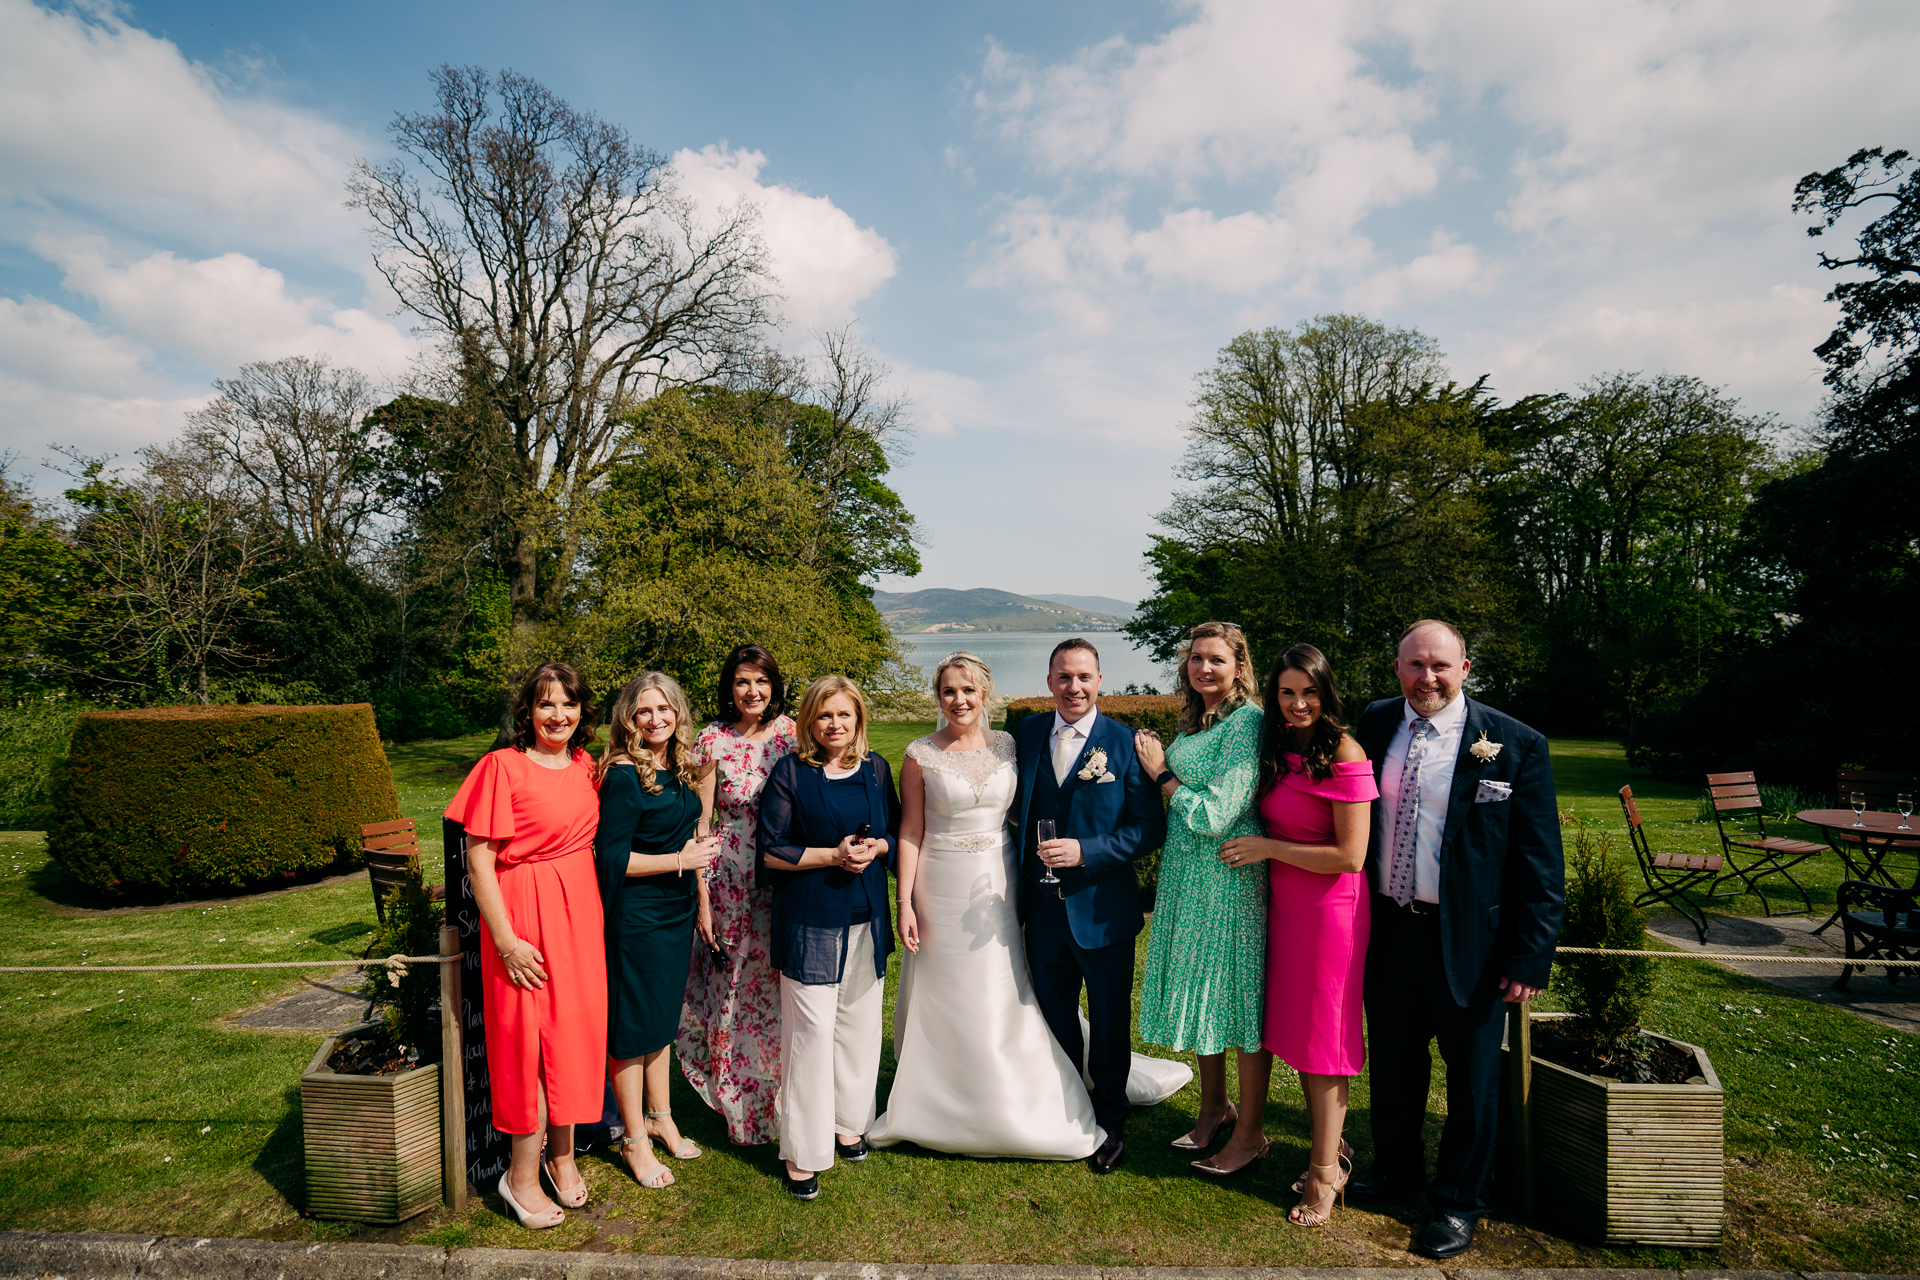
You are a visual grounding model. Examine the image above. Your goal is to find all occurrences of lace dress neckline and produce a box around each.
[907,731,1016,800]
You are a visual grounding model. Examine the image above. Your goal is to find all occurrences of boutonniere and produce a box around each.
[1469,731,1503,763]
[1077,746,1115,782]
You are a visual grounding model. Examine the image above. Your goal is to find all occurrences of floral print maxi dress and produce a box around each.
[675,716,796,1144]
[1138,701,1267,1056]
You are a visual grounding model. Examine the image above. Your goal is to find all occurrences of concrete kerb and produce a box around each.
[0,1236,1914,1280]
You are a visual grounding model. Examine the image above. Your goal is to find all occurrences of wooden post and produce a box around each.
[438,925,468,1213]
[1507,997,1534,1215]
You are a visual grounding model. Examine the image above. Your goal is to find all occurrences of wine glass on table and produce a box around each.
[1036,819,1061,889]
[1850,792,1867,827]
[1899,793,1914,831]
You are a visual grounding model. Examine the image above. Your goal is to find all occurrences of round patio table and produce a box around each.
[1796,808,1920,932]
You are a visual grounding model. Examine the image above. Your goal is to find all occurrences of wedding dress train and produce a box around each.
[867,733,1190,1159]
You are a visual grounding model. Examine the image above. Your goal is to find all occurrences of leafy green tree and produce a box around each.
[1129,316,1531,700]
[1489,373,1778,734]
[0,463,86,694]
[349,66,774,633]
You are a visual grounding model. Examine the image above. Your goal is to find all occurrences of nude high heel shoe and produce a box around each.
[1288,1156,1350,1228]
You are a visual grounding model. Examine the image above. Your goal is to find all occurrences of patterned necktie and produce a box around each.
[1386,717,1434,907]
[1052,724,1080,787]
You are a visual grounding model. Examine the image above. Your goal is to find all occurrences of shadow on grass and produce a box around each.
[251,1085,306,1214]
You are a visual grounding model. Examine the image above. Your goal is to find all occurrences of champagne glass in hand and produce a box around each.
[1850,792,1867,827]
[1898,792,1914,831]
[1037,819,1061,888]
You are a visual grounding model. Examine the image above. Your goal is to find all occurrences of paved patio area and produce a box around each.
[1647,911,1919,1034]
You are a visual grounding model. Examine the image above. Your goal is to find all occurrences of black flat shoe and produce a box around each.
[1413,1212,1477,1259]
[1089,1132,1125,1175]
[835,1135,870,1162]
[1347,1167,1424,1200]
[783,1169,820,1201]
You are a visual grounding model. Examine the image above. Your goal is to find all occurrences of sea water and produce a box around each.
[893,632,1172,699]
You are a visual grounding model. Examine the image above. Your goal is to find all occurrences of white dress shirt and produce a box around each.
[1374,693,1469,904]
[1050,708,1101,786]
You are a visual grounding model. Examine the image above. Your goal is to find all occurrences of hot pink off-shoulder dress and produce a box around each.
[1259,753,1378,1076]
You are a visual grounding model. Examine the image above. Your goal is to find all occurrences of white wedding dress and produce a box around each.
[868,732,1191,1159]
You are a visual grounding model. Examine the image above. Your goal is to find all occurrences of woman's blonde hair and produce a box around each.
[598,672,700,793]
[1175,621,1260,736]
[931,651,994,704]
[793,675,871,769]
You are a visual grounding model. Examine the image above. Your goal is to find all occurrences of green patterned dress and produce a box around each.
[1139,701,1266,1055]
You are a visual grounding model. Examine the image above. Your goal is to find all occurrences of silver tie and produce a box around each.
[1052,724,1080,787]
[1386,717,1433,907]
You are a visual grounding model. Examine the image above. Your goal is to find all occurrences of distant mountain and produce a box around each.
[871,587,1126,634]
[1032,593,1138,621]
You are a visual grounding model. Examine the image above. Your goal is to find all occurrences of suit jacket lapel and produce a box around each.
[1438,697,1486,862]
[1017,715,1045,842]
[1056,713,1112,802]
[1362,699,1404,866]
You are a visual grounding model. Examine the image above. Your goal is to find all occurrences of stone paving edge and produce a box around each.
[0,1234,1913,1280]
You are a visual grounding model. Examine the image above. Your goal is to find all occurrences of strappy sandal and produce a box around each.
[1293,1138,1355,1192]
[646,1108,702,1160]
[1170,1103,1238,1151]
[619,1133,674,1189]
[1289,1153,1351,1228]
[497,1171,565,1229]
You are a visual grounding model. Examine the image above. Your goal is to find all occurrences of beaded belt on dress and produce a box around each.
[940,832,1003,851]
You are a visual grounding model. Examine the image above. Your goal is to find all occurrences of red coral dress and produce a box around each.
[444,747,608,1134]
[1259,753,1378,1076]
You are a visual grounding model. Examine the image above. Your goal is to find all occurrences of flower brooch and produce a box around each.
[1469,730,1503,763]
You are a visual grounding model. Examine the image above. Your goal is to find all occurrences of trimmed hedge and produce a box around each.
[48,703,401,901]
[1003,694,1183,740]
[1002,695,1183,908]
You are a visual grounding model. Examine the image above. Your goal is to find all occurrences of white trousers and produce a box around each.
[777,924,883,1171]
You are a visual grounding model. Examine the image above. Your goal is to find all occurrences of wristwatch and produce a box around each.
[1155,769,1176,787]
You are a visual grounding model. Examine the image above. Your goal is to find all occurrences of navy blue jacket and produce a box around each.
[756,751,899,983]
[1358,695,1565,1006]
[1013,709,1166,950]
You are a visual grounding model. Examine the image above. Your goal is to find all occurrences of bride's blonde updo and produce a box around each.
[931,650,994,704]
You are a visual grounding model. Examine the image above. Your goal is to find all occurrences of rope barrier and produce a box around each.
[2,947,1914,973]
[0,953,458,979]
[1552,945,1920,969]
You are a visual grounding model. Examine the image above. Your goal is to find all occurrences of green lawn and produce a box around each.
[0,729,1913,1269]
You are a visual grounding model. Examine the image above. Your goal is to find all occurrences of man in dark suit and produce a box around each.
[1350,620,1564,1259]
[1014,637,1167,1174]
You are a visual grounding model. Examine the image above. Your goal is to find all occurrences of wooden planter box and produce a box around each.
[1504,1011,1724,1247]
[300,1031,442,1223]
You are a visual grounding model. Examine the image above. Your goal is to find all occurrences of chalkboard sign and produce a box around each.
[443,818,511,1191]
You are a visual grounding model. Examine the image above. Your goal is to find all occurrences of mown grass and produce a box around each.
[0,729,1912,1268]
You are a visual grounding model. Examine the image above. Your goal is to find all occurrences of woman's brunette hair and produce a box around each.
[1255,642,1350,795]
[793,675,870,770]
[508,662,598,755]
[716,643,787,724]
[598,672,700,793]
[1174,621,1260,736]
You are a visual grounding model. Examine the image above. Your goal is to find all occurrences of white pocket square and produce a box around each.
[1097,774,1117,783]
[1475,780,1512,804]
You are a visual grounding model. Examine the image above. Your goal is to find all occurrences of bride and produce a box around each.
[868,652,1188,1159]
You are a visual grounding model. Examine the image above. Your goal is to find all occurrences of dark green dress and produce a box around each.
[596,764,703,1059]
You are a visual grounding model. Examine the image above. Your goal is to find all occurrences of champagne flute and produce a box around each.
[1899,792,1914,831]
[1037,819,1061,888]
[1850,792,1867,827]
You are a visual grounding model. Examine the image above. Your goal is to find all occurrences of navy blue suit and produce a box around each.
[1013,710,1166,1133]
[1358,695,1564,1217]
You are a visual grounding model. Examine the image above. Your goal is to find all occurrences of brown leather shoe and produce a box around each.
[1089,1131,1125,1175]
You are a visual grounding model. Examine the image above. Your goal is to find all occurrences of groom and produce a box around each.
[1014,638,1166,1174]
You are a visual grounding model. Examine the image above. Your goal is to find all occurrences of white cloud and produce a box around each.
[0,371,209,462]
[671,144,898,331]
[0,0,364,251]
[38,235,419,377]
[0,294,156,396]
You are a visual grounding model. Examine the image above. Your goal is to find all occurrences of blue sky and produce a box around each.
[4,0,1918,602]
